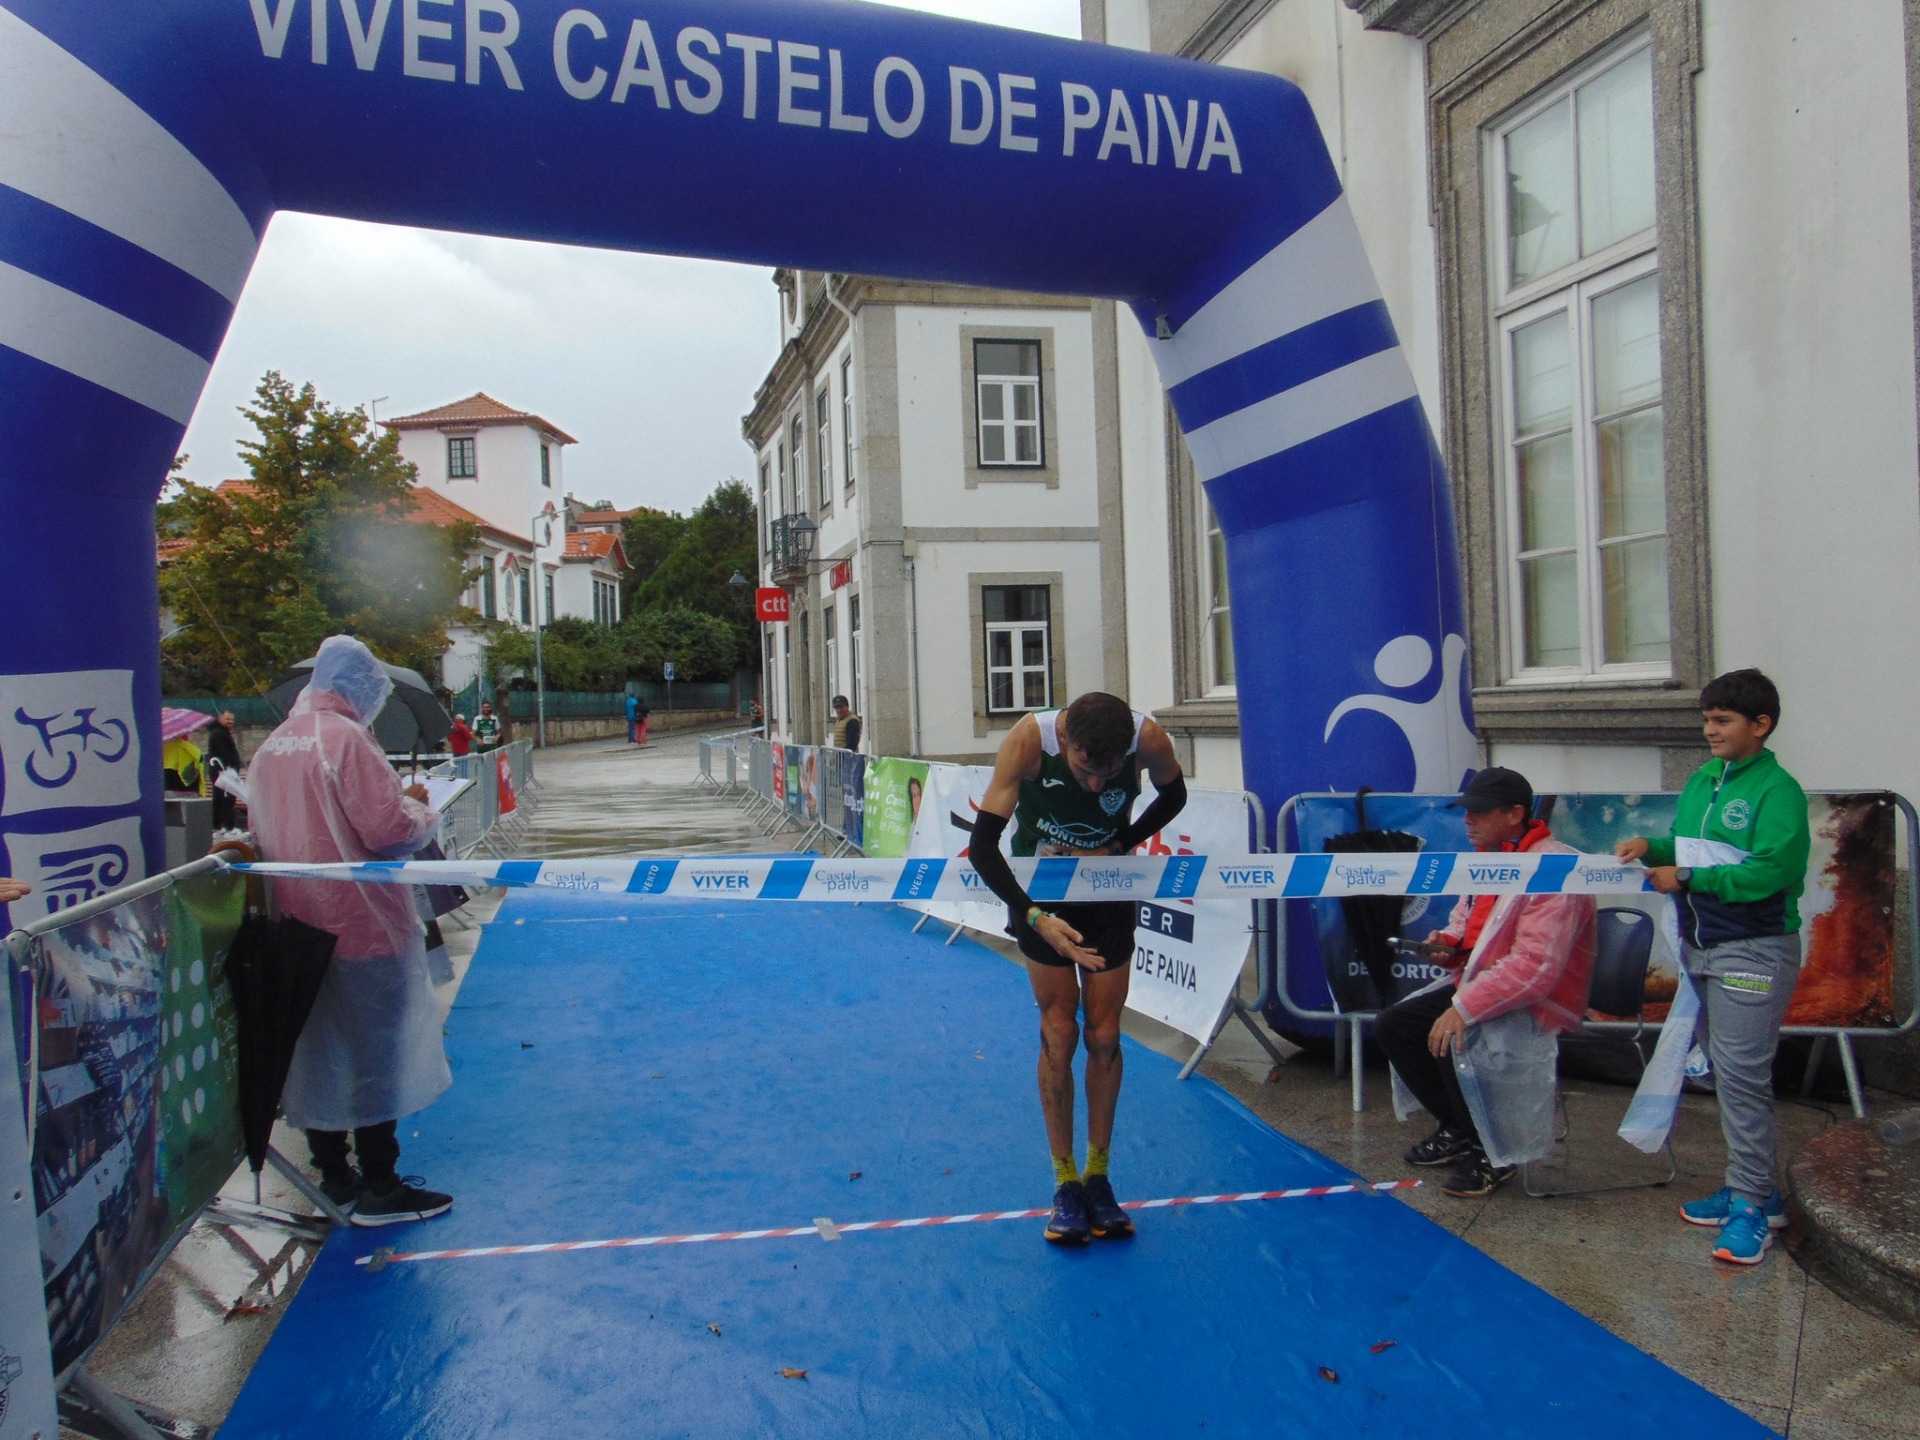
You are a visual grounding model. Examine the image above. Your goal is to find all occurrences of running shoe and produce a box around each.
[1712,1195,1773,1266]
[1439,1150,1516,1199]
[351,1176,453,1228]
[1081,1173,1135,1240]
[1043,1180,1091,1247]
[1680,1186,1788,1230]
[1403,1125,1476,1168]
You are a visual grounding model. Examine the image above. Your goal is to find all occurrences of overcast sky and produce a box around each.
[174,0,1083,514]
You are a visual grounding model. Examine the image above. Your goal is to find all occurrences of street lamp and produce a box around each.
[531,503,559,748]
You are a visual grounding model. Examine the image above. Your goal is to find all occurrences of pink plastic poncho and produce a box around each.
[248,636,449,1130]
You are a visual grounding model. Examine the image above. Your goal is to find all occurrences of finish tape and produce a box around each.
[354,1180,1421,1270]
[235,851,1650,903]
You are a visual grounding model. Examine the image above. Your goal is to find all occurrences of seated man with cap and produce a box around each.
[1376,767,1596,1198]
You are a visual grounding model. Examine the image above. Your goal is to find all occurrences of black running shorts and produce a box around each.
[1011,901,1136,975]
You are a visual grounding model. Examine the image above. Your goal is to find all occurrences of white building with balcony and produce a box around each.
[385,393,624,694]
[744,271,1118,760]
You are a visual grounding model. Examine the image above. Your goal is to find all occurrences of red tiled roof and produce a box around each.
[563,530,629,570]
[382,392,578,445]
[405,487,531,546]
[574,506,637,528]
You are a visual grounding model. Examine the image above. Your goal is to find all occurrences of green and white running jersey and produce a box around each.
[1012,709,1145,857]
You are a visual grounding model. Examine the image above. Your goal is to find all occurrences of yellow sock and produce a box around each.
[1052,1154,1081,1186]
[1084,1145,1110,1178]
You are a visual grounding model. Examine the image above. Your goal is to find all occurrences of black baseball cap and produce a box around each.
[1452,767,1533,814]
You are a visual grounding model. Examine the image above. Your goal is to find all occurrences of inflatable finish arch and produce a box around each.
[0,0,1474,905]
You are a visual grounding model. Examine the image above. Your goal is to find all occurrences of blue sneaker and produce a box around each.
[1044,1181,1091,1247]
[1081,1173,1135,1240]
[1711,1195,1773,1266]
[1679,1186,1787,1230]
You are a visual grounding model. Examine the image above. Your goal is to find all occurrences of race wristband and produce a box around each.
[1026,906,1049,929]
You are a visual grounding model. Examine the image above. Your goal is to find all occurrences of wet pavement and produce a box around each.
[76,729,1919,1438]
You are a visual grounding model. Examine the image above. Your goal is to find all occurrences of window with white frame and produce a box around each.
[518,569,532,625]
[447,435,476,479]
[776,444,787,518]
[543,571,555,625]
[840,355,855,492]
[478,556,497,619]
[789,416,806,515]
[815,389,832,508]
[974,340,1043,467]
[848,592,862,710]
[539,443,551,488]
[592,575,618,625]
[759,459,772,549]
[1202,497,1235,691]
[1493,40,1666,678]
[823,601,837,712]
[983,584,1051,713]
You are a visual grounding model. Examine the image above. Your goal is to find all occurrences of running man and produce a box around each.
[967,692,1187,1245]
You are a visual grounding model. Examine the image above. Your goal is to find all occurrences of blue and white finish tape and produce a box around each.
[231,852,1652,903]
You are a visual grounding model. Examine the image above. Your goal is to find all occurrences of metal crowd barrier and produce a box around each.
[1265,790,1920,1116]
[430,738,541,860]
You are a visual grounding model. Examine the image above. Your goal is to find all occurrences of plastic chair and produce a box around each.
[1524,906,1678,1198]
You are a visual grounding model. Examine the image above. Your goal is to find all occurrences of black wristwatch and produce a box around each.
[1674,867,1693,889]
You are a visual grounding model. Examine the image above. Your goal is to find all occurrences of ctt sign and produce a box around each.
[756,588,791,623]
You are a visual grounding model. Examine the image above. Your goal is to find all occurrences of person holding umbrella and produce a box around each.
[247,635,454,1226]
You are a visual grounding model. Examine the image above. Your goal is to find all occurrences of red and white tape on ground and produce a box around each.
[354,1180,1420,1270]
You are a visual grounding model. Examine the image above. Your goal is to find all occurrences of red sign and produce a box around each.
[828,559,852,590]
[496,750,517,815]
[756,587,790,623]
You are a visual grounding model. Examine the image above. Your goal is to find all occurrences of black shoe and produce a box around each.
[1404,1125,1476,1168]
[1044,1181,1091,1247]
[351,1175,453,1228]
[1081,1173,1135,1240]
[317,1169,362,1215]
[1440,1151,1517,1199]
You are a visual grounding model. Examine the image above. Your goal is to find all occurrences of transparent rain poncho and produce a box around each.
[248,636,449,1130]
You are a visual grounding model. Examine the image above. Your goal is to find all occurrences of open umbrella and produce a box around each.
[222,905,337,1175]
[265,655,453,752]
[1322,786,1423,1010]
[160,706,214,742]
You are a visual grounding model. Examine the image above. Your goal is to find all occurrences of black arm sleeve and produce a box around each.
[1113,775,1188,854]
[966,809,1032,914]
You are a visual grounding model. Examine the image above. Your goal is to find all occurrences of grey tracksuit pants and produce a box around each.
[1684,933,1802,1200]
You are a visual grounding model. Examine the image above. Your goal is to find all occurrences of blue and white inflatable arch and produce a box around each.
[0,0,1474,900]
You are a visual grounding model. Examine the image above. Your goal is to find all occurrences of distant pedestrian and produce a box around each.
[829,695,862,753]
[635,696,651,746]
[447,714,473,757]
[204,709,242,829]
[472,701,501,753]
[625,692,639,744]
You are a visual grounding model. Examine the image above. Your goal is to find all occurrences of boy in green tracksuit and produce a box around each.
[1616,669,1809,1266]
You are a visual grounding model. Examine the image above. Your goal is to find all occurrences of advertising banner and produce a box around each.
[0,957,56,1440]
[820,750,845,839]
[770,743,786,806]
[861,758,928,859]
[901,765,1257,1044]
[1290,795,1469,1016]
[841,756,867,850]
[1548,792,1900,1028]
[28,872,245,1373]
[495,749,517,816]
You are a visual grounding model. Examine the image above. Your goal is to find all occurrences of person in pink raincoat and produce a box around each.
[1376,767,1596,1200]
[247,635,454,1227]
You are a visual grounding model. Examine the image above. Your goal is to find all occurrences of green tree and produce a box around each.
[158,371,477,694]
[618,506,688,610]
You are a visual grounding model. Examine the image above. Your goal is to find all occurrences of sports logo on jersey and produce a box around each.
[1721,798,1752,831]
[1100,789,1127,816]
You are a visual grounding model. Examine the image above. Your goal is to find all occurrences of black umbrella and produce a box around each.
[265,655,454,752]
[1322,786,1422,1010]
[223,905,337,1174]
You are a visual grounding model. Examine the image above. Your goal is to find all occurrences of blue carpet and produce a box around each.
[220,891,1776,1438]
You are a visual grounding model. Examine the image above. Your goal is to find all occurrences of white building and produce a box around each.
[1086,0,1920,803]
[385,393,625,694]
[744,271,1118,759]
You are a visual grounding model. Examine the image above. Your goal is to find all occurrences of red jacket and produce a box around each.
[1433,820,1596,1034]
[447,721,473,756]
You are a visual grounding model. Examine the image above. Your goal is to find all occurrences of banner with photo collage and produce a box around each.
[13,870,246,1391]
